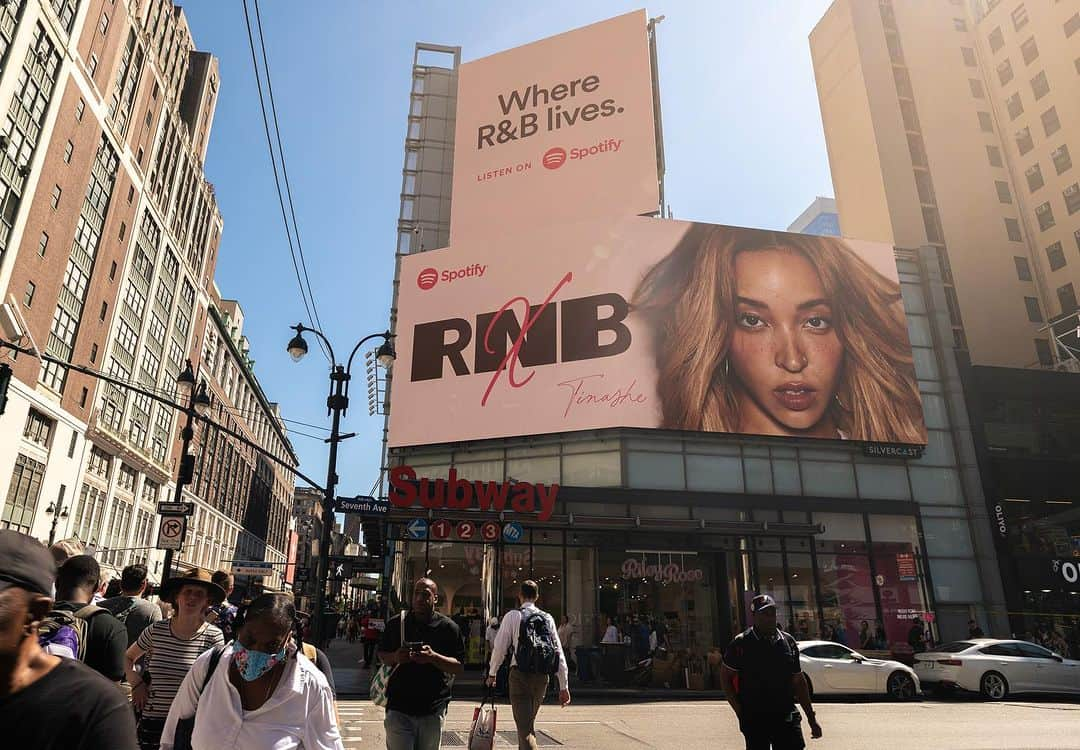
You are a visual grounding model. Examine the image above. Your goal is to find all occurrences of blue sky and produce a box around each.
[178,1,836,506]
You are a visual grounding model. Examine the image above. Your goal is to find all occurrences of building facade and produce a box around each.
[0,1,294,585]
[373,36,1009,684]
[811,0,1080,369]
[788,196,841,237]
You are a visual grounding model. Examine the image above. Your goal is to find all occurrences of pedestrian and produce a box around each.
[41,554,128,682]
[557,614,576,657]
[967,619,985,639]
[361,610,380,668]
[873,620,887,650]
[859,620,873,650]
[125,568,226,750]
[48,537,84,566]
[907,622,926,654]
[159,593,343,749]
[377,578,465,750]
[485,580,570,750]
[101,564,163,647]
[601,616,620,644]
[0,529,138,749]
[720,594,822,749]
[831,621,847,646]
[204,571,238,643]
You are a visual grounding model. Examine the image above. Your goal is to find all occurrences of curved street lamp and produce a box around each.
[286,323,395,644]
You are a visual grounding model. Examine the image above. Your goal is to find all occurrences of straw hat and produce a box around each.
[159,567,227,606]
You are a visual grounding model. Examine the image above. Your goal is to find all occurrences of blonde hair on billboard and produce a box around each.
[632,224,924,444]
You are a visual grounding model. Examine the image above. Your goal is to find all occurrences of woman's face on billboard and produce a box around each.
[728,248,843,437]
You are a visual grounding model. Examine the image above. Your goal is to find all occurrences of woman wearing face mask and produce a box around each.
[633,225,924,444]
[126,568,225,750]
[159,593,343,750]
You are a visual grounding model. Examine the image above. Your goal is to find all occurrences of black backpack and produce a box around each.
[514,607,559,675]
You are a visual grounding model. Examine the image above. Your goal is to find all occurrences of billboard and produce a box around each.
[449,10,659,244]
[388,216,927,448]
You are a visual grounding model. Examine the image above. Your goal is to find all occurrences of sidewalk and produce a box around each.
[324,637,726,701]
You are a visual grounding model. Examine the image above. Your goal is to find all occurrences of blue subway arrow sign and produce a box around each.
[406,519,428,540]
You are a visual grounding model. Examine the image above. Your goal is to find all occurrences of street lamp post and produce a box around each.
[161,359,211,581]
[286,323,394,646]
[46,496,69,546]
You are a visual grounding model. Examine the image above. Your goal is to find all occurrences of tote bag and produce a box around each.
[468,692,497,750]
[371,611,405,707]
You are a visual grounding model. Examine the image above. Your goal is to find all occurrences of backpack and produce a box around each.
[514,607,559,675]
[112,598,140,625]
[39,604,106,661]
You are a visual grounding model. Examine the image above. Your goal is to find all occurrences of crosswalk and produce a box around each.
[337,701,367,748]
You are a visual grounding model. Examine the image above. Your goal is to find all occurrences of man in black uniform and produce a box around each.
[720,595,822,750]
[378,577,465,750]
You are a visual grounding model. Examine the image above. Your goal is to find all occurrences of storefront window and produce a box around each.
[869,515,931,651]
[814,513,874,647]
[785,550,820,640]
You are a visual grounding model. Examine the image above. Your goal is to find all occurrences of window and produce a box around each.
[88,446,110,478]
[995,180,1012,203]
[98,301,107,321]
[1036,201,1055,231]
[99,13,108,35]
[78,387,87,408]
[75,98,84,121]
[923,206,944,243]
[50,185,61,208]
[1024,296,1043,322]
[981,644,1022,657]
[1027,163,1044,192]
[998,59,1014,85]
[1006,93,1024,119]
[63,140,72,163]
[1065,183,1080,215]
[1041,107,1060,136]
[136,146,143,164]
[1052,145,1072,175]
[1006,217,1023,241]
[1015,255,1032,280]
[953,17,967,32]
[987,145,1003,167]
[22,281,34,307]
[989,27,1004,52]
[117,464,136,494]
[914,171,935,204]
[1020,37,1038,65]
[968,78,984,98]
[908,133,928,165]
[1035,338,1053,365]
[978,111,994,132]
[961,47,976,66]
[88,53,98,76]
[90,343,98,363]
[37,231,47,256]
[118,221,126,241]
[1011,4,1028,31]
[1031,71,1050,100]
[126,185,134,204]
[1047,241,1066,270]
[1,454,45,534]
[1058,283,1079,314]
[1066,13,1080,38]
[23,410,51,446]
[144,109,152,127]
[1016,127,1034,155]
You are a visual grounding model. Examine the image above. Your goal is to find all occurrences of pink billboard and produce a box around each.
[388,216,927,448]
[449,10,660,244]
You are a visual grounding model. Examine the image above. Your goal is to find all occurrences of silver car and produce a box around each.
[914,639,1080,700]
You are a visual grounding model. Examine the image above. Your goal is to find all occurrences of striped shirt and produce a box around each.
[136,620,224,720]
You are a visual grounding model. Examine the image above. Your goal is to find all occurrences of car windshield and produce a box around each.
[933,641,976,653]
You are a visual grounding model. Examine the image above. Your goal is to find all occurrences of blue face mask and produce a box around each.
[233,642,288,681]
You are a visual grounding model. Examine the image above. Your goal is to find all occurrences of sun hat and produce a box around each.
[159,567,227,606]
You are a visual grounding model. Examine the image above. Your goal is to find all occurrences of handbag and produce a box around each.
[173,646,225,750]
[371,611,405,708]
[468,689,497,750]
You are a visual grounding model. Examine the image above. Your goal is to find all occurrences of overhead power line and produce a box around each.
[240,0,330,361]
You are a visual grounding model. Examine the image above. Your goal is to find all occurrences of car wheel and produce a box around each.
[980,671,1009,701]
[887,671,917,700]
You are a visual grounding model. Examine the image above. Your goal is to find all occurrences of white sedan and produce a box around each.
[914,639,1080,699]
[798,640,920,699]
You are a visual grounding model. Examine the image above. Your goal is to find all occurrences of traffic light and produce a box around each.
[362,521,384,558]
[178,453,195,484]
[0,363,11,416]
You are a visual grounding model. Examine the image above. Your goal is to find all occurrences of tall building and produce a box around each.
[811,0,1080,369]
[0,1,294,585]
[788,196,841,236]
[376,22,1008,668]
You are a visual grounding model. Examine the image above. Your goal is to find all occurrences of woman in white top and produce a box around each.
[160,593,343,750]
[601,616,621,644]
